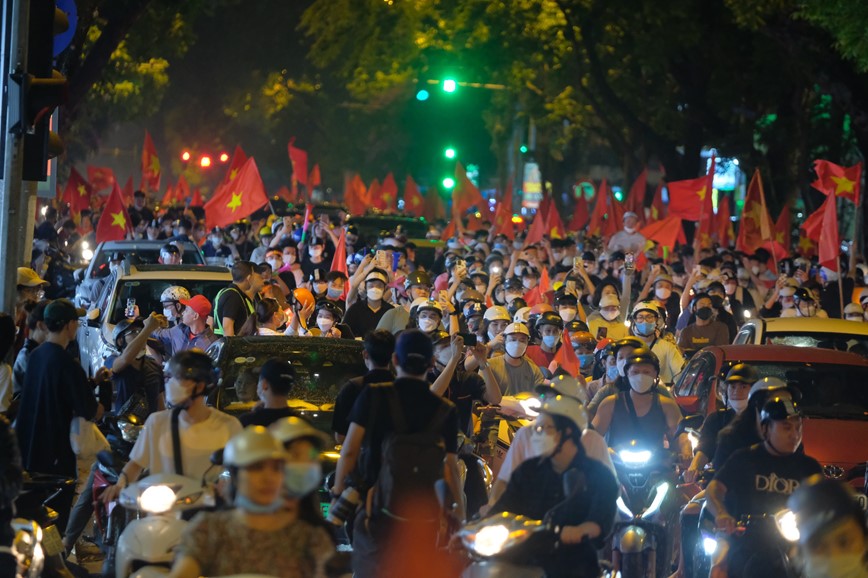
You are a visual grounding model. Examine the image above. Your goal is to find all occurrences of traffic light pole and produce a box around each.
[0,0,37,313]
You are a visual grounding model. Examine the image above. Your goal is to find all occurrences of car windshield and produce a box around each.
[766,332,868,356]
[91,247,204,278]
[211,337,367,434]
[109,278,229,324]
[720,360,868,420]
[349,216,428,240]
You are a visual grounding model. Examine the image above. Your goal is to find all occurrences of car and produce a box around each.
[733,317,868,355]
[75,240,206,307]
[673,344,868,489]
[347,214,445,268]
[77,264,232,377]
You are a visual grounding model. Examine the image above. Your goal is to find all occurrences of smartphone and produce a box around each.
[391,251,400,272]
[566,280,576,293]
[376,250,388,269]
[125,298,136,318]
[438,290,448,302]
[456,260,467,276]
[573,256,582,269]
[490,265,502,276]
[458,332,478,346]
[596,326,608,340]
[625,253,635,271]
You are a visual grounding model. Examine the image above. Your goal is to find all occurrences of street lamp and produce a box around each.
[442,78,457,93]
[442,177,456,189]
[444,147,457,159]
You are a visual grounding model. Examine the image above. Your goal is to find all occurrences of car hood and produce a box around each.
[802,417,868,480]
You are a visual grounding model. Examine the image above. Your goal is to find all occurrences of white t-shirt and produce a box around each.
[497,424,615,483]
[130,407,243,481]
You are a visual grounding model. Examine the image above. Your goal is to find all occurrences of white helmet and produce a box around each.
[223,426,286,468]
[115,516,185,578]
[513,306,532,324]
[269,416,331,450]
[504,322,531,337]
[540,394,589,433]
[537,374,589,405]
[160,285,190,304]
[483,305,511,323]
[410,297,443,317]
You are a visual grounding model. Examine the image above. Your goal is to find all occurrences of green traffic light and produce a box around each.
[519,144,528,154]
[444,147,456,159]
[442,79,457,93]
[416,89,430,101]
[614,190,624,202]
[442,177,456,189]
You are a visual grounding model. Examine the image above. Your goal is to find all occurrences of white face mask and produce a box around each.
[751,266,760,276]
[310,246,323,257]
[624,226,637,234]
[283,462,323,498]
[166,379,195,407]
[317,316,334,333]
[210,237,222,246]
[505,340,527,358]
[530,430,557,457]
[628,373,655,393]
[284,253,296,264]
[601,307,620,321]
[163,307,176,319]
[845,315,863,322]
[655,287,672,301]
[418,317,439,332]
[803,554,867,578]
[559,307,577,323]
[729,397,748,413]
[616,357,628,377]
[366,287,384,301]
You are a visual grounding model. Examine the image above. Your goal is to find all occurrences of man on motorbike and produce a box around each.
[586,336,645,416]
[628,300,685,385]
[481,322,546,395]
[487,394,619,577]
[706,396,823,577]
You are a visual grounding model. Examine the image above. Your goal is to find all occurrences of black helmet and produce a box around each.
[623,347,660,374]
[725,363,759,384]
[554,290,578,307]
[787,474,866,544]
[460,289,485,307]
[612,336,645,355]
[536,310,564,333]
[760,396,801,425]
[463,301,485,319]
[314,299,343,320]
[112,318,144,350]
[503,277,524,292]
[404,270,432,290]
[507,297,528,318]
[565,319,590,334]
[793,287,816,303]
[431,330,451,346]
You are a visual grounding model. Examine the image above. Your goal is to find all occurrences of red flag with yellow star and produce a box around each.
[453,161,487,217]
[568,192,589,231]
[223,145,248,185]
[545,199,566,239]
[160,184,175,207]
[378,172,398,212]
[344,174,368,216]
[626,169,647,221]
[666,158,714,222]
[122,176,134,204]
[87,166,115,192]
[140,131,161,193]
[735,170,774,254]
[96,181,131,243]
[524,207,547,245]
[287,138,308,187]
[423,187,446,222]
[648,182,666,224]
[404,175,424,217]
[493,180,515,239]
[604,186,626,238]
[764,206,791,260]
[62,167,93,214]
[204,158,269,230]
[587,181,608,237]
[190,188,204,208]
[367,178,382,210]
[818,194,840,270]
[716,195,734,248]
[812,160,861,204]
[310,164,322,189]
[176,174,191,204]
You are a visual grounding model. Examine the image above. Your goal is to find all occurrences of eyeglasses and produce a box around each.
[533,423,556,435]
[634,314,657,323]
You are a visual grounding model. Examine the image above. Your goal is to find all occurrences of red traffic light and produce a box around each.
[181,150,191,162]
[219,152,229,163]
[199,155,212,168]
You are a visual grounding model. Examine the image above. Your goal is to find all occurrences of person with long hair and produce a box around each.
[238,297,286,336]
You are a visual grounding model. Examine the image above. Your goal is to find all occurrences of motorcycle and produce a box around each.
[472,394,538,479]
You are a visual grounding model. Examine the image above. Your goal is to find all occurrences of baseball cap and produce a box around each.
[623,211,639,220]
[600,294,620,308]
[44,299,85,326]
[17,267,49,287]
[395,329,434,369]
[365,269,389,284]
[259,359,296,393]
[180,295,212,318]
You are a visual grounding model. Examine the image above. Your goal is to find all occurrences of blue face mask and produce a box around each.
[578,353,594,369]
[234,493,284,514]
[542,335,559,349]
[635,321,656,336]
[606,365,619,381]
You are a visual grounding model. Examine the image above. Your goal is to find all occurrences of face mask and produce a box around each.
[751,266,760,276]
[710,295,724,309]
[505,340,527,359]
[724,283,736,295]
[634,321,656,336]
[522,279,534,290]
[695,307,714,321]
[655,287,672,301]
[418,317,438,332]
[541,335,559,349]
[606,365,619,382]
[514,266,524,276]
[559,307,577,322]
[284,462,323,498]
[624,226,637,234]
[578,353,594,369]
[781,298,794,309]
[317,317,334,333]
[513,241,523,250]
[310,247,323,257]
[435,350,451,368]
[284,254,296,264]
[628,373,655,394]
[601,308,620,322]
[530,431,557,457]
[266,259,280,270]
[163,307,176,319]
[367,287,384,301]
[729,397,748,413]
[616,358,628,377]
[166,379,195,407]
[234,493,285,514]
[803,554,867,578]
[327,287,343,299]
[488,328,501,341]
[210,237,222,246]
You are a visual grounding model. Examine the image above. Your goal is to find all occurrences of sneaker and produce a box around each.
[74,539,103,561]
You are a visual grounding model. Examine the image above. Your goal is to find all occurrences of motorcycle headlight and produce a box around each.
[687,430,700,452]
[518,396,541,417]
[118,420,142,443]
[139,485,177,514]
[641,482,670,519]
[775,509,800,542]
[616,496,634,518]
[465,524,511,556]
[618,449,652,467]
[703,536,718,555]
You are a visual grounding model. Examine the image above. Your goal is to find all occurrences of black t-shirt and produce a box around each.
[348,377,458,488]
[697,409,735,459]
[714,443,822,519]
[34,221,57,242]
[128,206,154,225]
[427,368,486,436]
[343,299,394,341]
[214,284,254,335]
[106,355,163,415]
[239,407,298,427]
[15,342,98,476]
[332,369,394,437]
[713,423,761,468]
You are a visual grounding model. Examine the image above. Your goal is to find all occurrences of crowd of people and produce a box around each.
[1,189,867,578]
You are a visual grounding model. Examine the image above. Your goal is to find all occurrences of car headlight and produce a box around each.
[82,248,94,261]
[616,496,634,518]
[641,482,670,519]
[518,396,541,417]
[703,536,718,555]
[775,509,800,542]
[139,485,176,514]
[618,449,652,467]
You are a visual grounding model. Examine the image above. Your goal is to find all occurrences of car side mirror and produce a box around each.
[86,308,100,327]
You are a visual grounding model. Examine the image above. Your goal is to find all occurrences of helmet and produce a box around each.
[365,269,389,284]
[292,287,315,310]
[483,306,511,323]
[431,330,451,346]
[623,347,660,374]
[463,301,485,319]
[112,318,144,350]
[504,322,531,337]
[537,374,589,405]
[259,225,273,237]
[529,303,554,316]
[223,426,286,468]
[411,297,443,317]
[632,300,662,320]
[748,376,799,407]
[554,290,578,307]
[460,289,485,307]
[314,299,343,320]
[570,331,596,350]
[565,320,591,334]
[725,363,759,384]
[793,287,817,303]
[160,285,190,304]
[652,274,674,287]
[404,270,432,290]
[759,397,801,425]
[269,416,330,450]
[507,297,527,318]
[504,277,524,292]
[116,516,184,578]
[539,394,589,433]
[595,337,614,353]
[536,310,564,332]
[787,475,865,544]
[513,307,531,324]
[612,336,645,355]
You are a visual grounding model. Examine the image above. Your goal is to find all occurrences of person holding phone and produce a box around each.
[343,269,394,338]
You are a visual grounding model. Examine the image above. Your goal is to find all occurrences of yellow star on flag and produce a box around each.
[77,184,87,196]
[743,201,762,228]
[150,157,161,174]
[798,235,815,252]
[831,175,855,196]
[696,186,707,201]
[227,192,243,212]
[229,169,238,181]
[775,231,784,244]
[411,197,420,207]
[111,211,126,229]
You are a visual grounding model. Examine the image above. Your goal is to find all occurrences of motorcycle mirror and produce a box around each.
[675,414,704,437]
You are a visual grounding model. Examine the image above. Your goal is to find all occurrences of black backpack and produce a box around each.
[371,385,452,521]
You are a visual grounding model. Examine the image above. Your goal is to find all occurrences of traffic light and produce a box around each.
[442,78,457,93]
[13,1,69,181]
[519,144,528,154]
[442,177,455,189]
[444,147,456,160]
[416,89,430,101]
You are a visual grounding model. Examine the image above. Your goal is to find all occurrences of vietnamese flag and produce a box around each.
[62,168,93,214]
[176,174,191,204]
[493,180,515,239]
[812,160,862,204]
[423,188,446,222]
[190,188,204,207]
[648,182,666,224]
[452,161,487,217]
[817,194,840,270]
[548,328,581,378]
[587,181,608,237]
[160,184,175,207]
[545,199,566,239]
[638,216,687,251]
[568,193,589,231]
[379,172,398,212]
[122,176,134,203]
[666,159,714,222]
[310,164,322,188]
[287,138,308,187]
[274,185,294,204]
[440,218,456,241]
[223,145,248,184]
[404,175,424,217]
[605,186,625,238]
[204,158,269,230]
[524,207,547,245]
[626,169,647,220]
[735,170,774,254]
[140,131,161,193]
[367,178,382,210]
[344,173,368,216]
[716,195,734,248]
[87,166,115,192]
[96,181,131,243]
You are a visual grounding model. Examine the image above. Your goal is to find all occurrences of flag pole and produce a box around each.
[837,262,845,319]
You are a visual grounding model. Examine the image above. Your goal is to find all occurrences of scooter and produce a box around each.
[472,394,538,478]
[114,474,213,578]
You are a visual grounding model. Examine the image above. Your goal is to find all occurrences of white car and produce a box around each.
[77,264,232,377]
[733,316,868,354]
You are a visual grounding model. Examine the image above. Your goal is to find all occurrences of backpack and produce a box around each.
[371,385,452,521]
